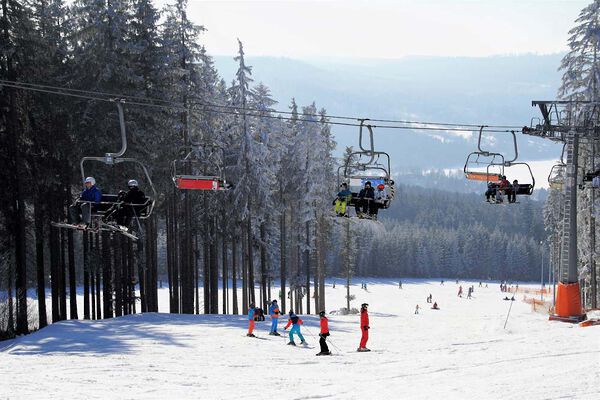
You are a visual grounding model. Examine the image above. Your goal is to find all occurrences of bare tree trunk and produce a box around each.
[260,224,267,312]
[232,239,239,315]
[305,221,311,314]
[83,232,90,319]
[102,232,113,318]
[242,225,248,312]
[114,235,123,318]
[59,229,67,320]
[222,235,228,314]
[35,201,48,328]
[247,218,255,305]
[95,233,101,319]
[68,230,78,320]
[280,213,286,314]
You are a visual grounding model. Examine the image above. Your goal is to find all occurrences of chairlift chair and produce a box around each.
[172,145,232,191]
[335,121,396,217]
[52,101,156,240]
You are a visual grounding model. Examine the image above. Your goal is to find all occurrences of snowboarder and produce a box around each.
[247,303,256,337]
[284,310,305,346]
[268,300,281,335]
[333,182,352,217]
[357,303,370,352]
[432,302,439,310]
[414,304,419,314]
[317,310,331,356]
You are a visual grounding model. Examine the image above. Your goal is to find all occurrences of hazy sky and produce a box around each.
[178,0,589,58]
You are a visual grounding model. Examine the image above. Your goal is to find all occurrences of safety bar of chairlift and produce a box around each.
[80,157,157,215]
[345,150,391,179]
[463,152,505,175]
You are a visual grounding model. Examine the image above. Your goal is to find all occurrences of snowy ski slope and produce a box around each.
[1,279,599,399]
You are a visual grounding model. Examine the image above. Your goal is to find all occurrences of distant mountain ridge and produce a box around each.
[213,54,565,170]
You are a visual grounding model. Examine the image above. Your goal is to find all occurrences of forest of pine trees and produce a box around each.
[0,0,550,341]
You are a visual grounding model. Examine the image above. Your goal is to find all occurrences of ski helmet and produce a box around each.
[272,299,277,303]
[361,303,369,309]
[289,310,294,315]
[319,310,325,317]
[128,179,138,187]
[84,177,96,186]
[365,181,371,186]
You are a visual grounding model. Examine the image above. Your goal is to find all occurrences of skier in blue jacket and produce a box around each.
[268,300,281,336]
[69,177,102,225]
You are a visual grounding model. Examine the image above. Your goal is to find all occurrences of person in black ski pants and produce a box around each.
[317,311,331,356]
[355,181,375,217]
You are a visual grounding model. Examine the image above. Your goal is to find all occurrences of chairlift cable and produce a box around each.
[0,79,519,133]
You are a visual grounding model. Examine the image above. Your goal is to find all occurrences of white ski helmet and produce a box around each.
[84,177,96,186]
[128,179,138,187]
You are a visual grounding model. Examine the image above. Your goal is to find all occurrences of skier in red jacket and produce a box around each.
[357,303,370,352]
[317,310,331,356]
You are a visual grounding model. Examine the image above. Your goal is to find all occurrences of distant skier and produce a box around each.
[458,286,463,297]
[268,300,281,336]
[317,310,331,356]
[357,303,370,352]
[399,280,403,289]
[440,280,444,285]
[467,287,472,299]
[432,302,439,310]
[426,294,432,303]
[414,304,419,314]
[247,303,256,337]
[284,310,306,346]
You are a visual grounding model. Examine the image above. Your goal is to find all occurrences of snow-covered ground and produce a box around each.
[1,279,599,399]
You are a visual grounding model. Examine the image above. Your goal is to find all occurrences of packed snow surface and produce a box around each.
[1,279,599,399]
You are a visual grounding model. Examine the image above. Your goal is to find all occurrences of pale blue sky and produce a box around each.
[178,0,589,58]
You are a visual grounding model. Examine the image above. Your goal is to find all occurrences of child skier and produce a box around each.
[357,303,370,352]
[247,303,256,337]
[268,299,281,336]
[415,304,419,314]
[317,310,331,356]
[284,310,306,346]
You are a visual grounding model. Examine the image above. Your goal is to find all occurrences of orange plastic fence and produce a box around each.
[507,287,551,295]
[554,282,583,317]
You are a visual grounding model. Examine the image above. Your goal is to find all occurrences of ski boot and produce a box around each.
[300,340,307,346]
[357,347,371,352]
[287,341,296,346]
[316,351,332,356]
[272,331,281,336]
[246,333,256,338]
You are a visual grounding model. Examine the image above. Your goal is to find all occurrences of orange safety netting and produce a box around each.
[554,282,583,317]
[465,172,501,182]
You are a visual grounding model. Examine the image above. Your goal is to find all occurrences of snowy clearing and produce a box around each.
[1,279,599,399]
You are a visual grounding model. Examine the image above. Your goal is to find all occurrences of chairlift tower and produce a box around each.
[524,100,600,322]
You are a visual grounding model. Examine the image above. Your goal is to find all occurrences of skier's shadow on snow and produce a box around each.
[5,312,358,355]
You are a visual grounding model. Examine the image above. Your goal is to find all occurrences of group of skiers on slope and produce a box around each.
[485,175,520,204]
[334,181,389,219]
[246,301,371,355]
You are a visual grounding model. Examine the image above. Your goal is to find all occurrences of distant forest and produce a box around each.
[338,181,545,281]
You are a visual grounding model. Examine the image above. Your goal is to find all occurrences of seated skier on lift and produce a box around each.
[333,182,352,217]
[69,177,102,227]
[112,179,146,228]
[355,181,375,218]
[485,179,499,203]
[371,183,388,220]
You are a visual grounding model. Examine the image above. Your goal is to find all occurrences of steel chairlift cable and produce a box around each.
[0,79,520,133]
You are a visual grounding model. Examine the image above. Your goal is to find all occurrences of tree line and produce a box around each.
[0,0,336,339]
